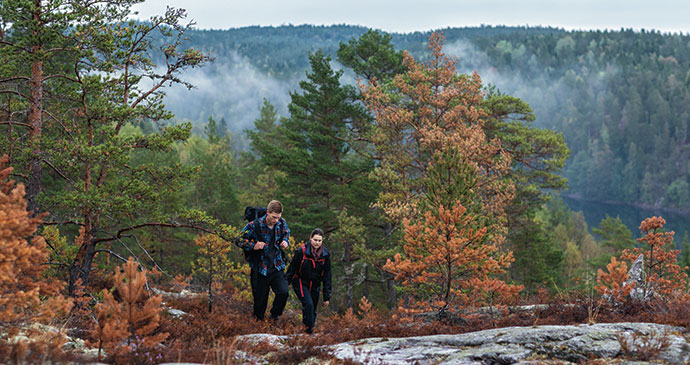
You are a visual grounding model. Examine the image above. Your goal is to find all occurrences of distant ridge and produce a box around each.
[157,24,690,211]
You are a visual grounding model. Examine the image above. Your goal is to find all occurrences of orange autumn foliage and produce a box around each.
[0,155,73,325]
[0,155,73,361]
[623,217,689,299]
[597,216,689,302]
[384,202,522,314]
[92,257,168,362]
[595,256,634,302]
[361,32,514,228]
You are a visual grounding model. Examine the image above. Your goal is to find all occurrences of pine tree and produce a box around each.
[0,155,72,360]
[595,257,633,302]
[361,32,520,312]
[361,32,514,238]
[192,233,235,312]
[248,50,376,308]
[620,216,689,299]
[241,99,287,207]
[482,88,569,290]
[183,117,242,225]
[0,0,77,213]
[598,216,689,301]
[337,29,406,84]
[92,257,168,362]
[9,7,211,295]
[384,202,522,313]
[337,30,407,308]
[590,214,636,270]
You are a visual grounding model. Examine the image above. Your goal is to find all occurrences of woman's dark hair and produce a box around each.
[310,228,324,238]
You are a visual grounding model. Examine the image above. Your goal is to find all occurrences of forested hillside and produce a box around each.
[169,25,690,211]
[3,5,690,361]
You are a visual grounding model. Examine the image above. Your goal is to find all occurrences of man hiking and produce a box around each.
[239,200,290,321]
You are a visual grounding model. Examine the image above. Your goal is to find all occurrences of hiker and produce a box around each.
[285,228,332,334]
[239,200,291,321]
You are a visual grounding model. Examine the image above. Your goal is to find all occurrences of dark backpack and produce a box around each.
[237,206,286,265]
[240,218,263,264]
[293,245,326,279]
[244,206,267,222]
[236,206,266,264]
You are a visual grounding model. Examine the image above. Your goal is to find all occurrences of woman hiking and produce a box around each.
[285,228,332,334]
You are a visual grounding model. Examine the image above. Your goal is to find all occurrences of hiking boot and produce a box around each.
[305,326,314,334]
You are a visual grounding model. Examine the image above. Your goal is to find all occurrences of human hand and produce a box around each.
[280,240,288,248]
[323,301,329,307]
[254,241,266,250]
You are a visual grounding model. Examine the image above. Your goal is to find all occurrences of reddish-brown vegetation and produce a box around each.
[2,153,690,364]
[91,257,168,363]
[0,155,73,362]
[597,216,690,302]
[384,203,522,315]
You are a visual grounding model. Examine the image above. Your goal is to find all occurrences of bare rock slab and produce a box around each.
[328,322,690,364]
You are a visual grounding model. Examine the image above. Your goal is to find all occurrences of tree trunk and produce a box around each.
[382,269,396,309]
[363,265,369,299]
[382,222,397,309]
[26,3,44,215]
[68,238,96,297]
[344,240,353,309]
[208,261,213,312]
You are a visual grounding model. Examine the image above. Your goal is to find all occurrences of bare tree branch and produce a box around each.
[122,233,172,278]
[0,90,28,99]
[93,222,218,244]
[111,237,154,296]
[42,74,79,83]
[43,221,84,227]
[0,76,30,83]
[95,249,128,264]
[41,158,74,185]
[0,121,32,128]
[43,110,77,142]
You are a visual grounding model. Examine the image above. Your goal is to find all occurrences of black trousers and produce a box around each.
[250,268,289,320]
[293,278,320,330]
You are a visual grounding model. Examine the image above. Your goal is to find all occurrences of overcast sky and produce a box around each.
[130,0,690,34]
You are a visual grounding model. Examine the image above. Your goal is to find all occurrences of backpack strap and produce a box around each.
[297,245,308,277]
[253,217,288,265]
[252,217,262,242]
[244,218,263,265]
[298,245,326,278]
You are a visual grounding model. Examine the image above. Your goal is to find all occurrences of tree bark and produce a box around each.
[68,238,96,297]
[345,240,353,309]
[26,1,44,215]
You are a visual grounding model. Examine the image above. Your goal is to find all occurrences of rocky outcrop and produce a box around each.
[152,287,202,299]
[328,322,690,364]
[624,254,649,300]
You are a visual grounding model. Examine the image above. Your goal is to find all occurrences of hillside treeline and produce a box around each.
[2,3,690,362]
[182,25,690,211]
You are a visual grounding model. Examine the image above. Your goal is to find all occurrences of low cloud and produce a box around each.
[444,39,616,129]
[160,52,299,134]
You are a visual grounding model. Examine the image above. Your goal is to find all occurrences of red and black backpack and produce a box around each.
[295,245,326,279]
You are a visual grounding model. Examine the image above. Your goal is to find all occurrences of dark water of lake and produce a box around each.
[561,195,690,245]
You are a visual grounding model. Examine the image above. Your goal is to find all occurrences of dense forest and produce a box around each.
[165,25,690,212]
[2,2,690,363]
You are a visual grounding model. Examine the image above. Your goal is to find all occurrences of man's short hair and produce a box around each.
[267,200,283,214]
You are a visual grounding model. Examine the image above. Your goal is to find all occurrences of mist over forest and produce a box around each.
[160,25,690,219]
[5,4,690,361]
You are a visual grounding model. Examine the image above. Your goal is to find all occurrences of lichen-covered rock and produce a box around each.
[624,254,649,300]
[328,322,690,364]
[166,308,187,318]
[235,333,288,349]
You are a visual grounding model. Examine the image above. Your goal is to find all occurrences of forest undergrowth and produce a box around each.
[65,279,690,364]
